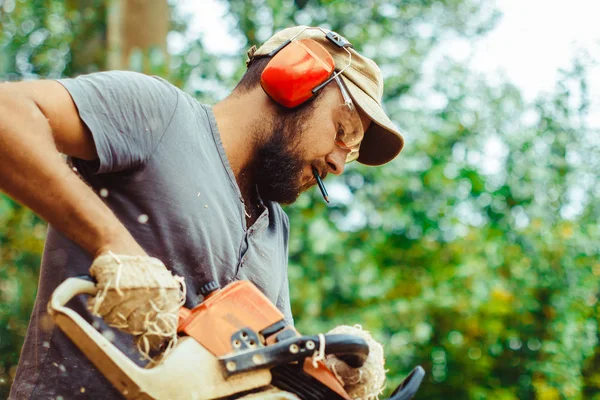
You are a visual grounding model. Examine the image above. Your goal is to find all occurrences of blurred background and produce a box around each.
[1,0,599,398]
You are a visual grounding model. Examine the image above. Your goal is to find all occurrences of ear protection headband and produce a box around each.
[255,28,354,108]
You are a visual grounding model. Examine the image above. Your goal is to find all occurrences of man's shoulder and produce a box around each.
[58,70,187,104]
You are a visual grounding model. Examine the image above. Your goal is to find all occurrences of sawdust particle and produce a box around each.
[102,329,116,342]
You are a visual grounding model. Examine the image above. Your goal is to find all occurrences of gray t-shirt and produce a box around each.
[10,71,293,399]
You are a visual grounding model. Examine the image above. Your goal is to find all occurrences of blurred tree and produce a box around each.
[221,1,599,398]
[0,0,598,399]
[107,0,169,73]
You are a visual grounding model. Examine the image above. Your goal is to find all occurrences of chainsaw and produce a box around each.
[48,277,424,399]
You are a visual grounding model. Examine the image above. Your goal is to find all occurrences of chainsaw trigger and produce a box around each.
[274,328,298,342]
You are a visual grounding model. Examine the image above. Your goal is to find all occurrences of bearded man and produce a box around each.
[1,26,404,399]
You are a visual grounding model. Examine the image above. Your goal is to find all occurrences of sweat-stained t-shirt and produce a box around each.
[9,71,293,399]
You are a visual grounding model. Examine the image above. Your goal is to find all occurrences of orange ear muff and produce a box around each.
[260,38,335,108]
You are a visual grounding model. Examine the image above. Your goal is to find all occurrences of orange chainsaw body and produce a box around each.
[177,280,284,357]
[177,280,350,399]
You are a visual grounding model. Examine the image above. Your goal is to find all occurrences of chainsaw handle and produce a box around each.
[320,334,369,368]
[48,276,98,314]
[272,330,369,367]
[220,333,370,377]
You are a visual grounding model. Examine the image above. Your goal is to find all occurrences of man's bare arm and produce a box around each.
[0,80,146,257]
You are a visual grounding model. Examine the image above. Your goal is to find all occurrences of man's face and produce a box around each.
[255,84,371,204]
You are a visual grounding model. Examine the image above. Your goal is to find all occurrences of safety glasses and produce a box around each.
[332,75,364,163]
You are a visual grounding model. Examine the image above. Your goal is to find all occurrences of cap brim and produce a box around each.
[341,76,405,166]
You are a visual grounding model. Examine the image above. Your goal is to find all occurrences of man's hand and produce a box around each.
[88,253,184,357]
[0,80,145,257]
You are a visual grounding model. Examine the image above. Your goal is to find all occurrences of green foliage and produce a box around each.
[0,0,598,398]
[0,198,45,393]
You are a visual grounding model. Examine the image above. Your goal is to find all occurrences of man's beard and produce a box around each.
[252,109,313,205]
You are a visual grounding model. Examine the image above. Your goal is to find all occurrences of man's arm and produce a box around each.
[0,80,146,257]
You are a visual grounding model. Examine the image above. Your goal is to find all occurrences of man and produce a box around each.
[2,26,404,398]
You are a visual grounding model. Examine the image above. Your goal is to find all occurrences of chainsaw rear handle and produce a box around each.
[49,275,98,311]
[47,277,153,397]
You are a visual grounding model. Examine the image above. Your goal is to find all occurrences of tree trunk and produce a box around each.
[107,0,169,74]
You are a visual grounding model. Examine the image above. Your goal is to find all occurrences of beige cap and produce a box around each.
[247,26,404,166]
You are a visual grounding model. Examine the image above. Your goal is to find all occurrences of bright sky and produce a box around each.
[470,0,600,100]
[176,0,242,54]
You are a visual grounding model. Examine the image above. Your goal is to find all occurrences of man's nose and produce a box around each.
[325,146,349,175]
